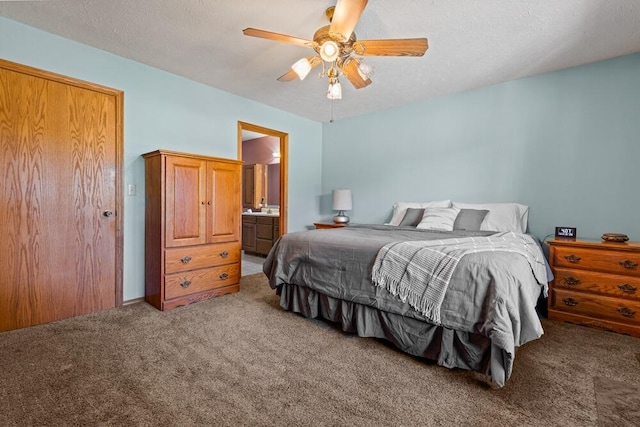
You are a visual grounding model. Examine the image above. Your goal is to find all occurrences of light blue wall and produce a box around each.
[0,16,323,301]
[3,14,639,300]
[322,53,640,241]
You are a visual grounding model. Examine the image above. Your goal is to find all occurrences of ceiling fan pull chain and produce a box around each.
[329,98,334,123]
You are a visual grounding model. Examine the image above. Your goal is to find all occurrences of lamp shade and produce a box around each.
[327,81,342,100]
[332,189,352,211]
[291,58,312,80]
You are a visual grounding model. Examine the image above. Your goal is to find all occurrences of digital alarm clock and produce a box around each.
[555,226,577,239]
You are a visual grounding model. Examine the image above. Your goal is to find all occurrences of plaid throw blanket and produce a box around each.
[371,232,548,324]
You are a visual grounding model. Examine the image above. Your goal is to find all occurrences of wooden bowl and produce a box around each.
[601,233,629,242]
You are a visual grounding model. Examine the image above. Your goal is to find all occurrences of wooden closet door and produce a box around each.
[0,60,122,332]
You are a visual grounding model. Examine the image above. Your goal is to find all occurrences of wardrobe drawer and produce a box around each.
[165,263,239,300]
[552,288,640,325]
[165,242,240,274]
[554,268,640,300]
[553,247,640,276]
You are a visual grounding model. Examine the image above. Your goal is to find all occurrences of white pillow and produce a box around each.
[452,202,529,233]
[416,207,461,231]
[387,200,451,226]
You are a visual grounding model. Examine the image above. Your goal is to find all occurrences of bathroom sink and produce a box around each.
[242,211,279,216]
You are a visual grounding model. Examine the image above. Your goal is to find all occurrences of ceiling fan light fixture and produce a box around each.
[327,80,342,100]
[291,57,312,80]
[243,0,428,103]
[356,60,375,79]
[319,40,340,62]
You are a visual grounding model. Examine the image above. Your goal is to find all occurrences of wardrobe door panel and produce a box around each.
[165,156,206,247]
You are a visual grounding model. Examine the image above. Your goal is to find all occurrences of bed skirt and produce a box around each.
[277,283,510,386]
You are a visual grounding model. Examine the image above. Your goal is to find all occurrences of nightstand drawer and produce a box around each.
[553,288,640,325]
[553,246,640,276]
[165,242,240,274]
[165,263,240,300]
[554,268,640,300]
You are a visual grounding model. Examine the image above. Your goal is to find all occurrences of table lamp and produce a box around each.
[332,189,352,224]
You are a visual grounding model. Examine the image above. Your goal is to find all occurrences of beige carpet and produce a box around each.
[1,273,639,426]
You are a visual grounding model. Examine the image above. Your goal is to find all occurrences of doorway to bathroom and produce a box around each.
[237,121,288,276]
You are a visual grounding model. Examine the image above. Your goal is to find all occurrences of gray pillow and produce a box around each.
[453,209,489,230]
[398,208,425,227]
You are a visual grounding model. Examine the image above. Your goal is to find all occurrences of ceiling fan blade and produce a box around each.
[276,69,299,82]
[341,58,371,89]
[243,28,316,48]
[277,56,322,82]
[353,38,429,56]
[329,0,369,42]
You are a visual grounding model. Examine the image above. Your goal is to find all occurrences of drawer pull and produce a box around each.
[617,307,636,317]
[563,298,579,307]
[563,276,581,285]
[180,280,191,288]
[618,283,637,293]
[619,259,638,269]
[220,250,229,258]
[180,256,192,264]
[565,254,581,263]
[219,272,229,280]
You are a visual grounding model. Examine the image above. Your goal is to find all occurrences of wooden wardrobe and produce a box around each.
[143,150,242,311]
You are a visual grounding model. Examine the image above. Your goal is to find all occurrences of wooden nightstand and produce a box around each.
[313,222,347,229]
[548,238,640,337]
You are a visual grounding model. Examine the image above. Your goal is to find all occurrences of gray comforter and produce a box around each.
[263,224,550,386]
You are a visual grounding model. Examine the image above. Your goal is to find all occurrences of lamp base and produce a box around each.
[333,211,350,224]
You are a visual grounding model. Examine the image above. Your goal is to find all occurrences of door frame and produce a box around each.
[237,121,288,236]
[0,58,124,307]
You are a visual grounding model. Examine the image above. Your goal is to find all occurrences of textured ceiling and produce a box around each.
[2,0,640,123]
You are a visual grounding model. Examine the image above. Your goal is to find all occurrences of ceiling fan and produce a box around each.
[243,0,428,100]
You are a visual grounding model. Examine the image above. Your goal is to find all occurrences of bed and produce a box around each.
[262,202,551,387]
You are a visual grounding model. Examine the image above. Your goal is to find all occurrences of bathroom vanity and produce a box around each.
[242,211,280,256]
